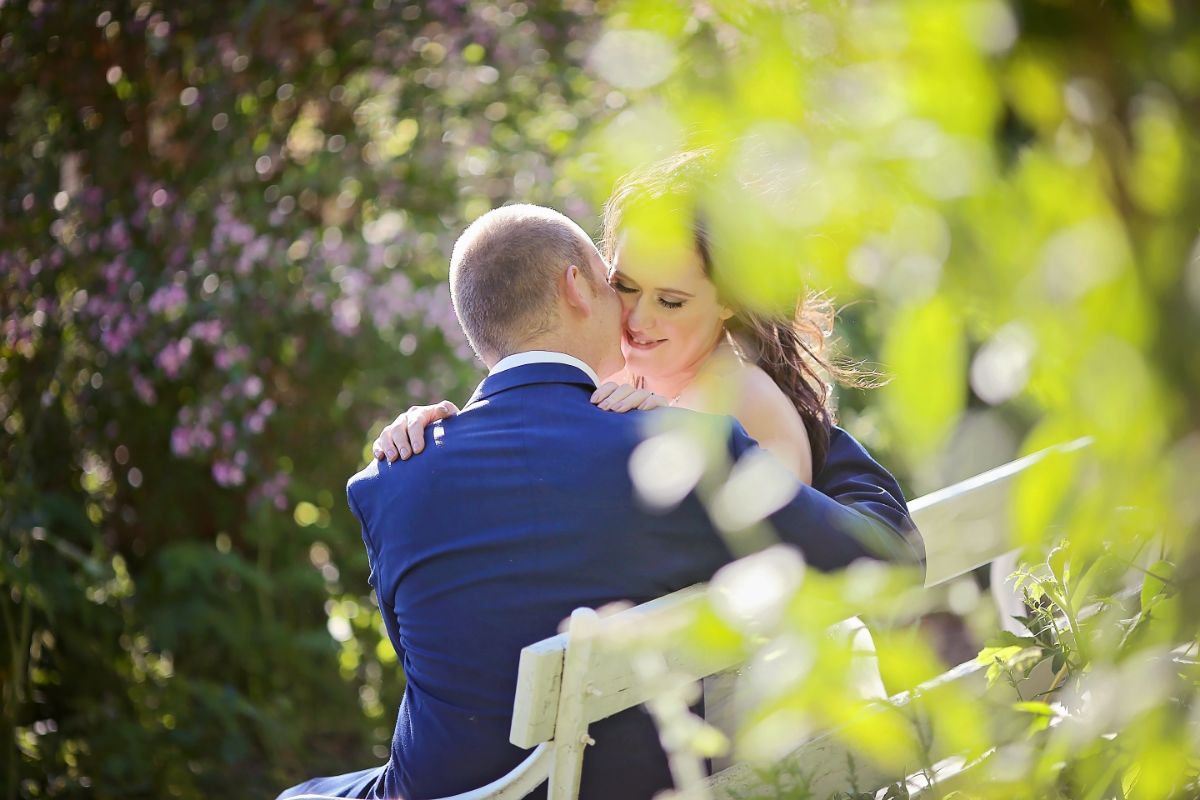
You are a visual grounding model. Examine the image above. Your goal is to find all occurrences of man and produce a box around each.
[278,205,918,799]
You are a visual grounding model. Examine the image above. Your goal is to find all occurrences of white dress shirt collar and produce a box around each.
[489,350,600,387]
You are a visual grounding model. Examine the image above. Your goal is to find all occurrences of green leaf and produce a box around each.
[1140,559,1175,608]
[880,296,966,461]
[1013,700,1056,716]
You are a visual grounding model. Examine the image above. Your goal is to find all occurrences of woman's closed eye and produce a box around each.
[611,277,686,310]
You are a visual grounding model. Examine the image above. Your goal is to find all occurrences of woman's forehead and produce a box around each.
[613,239,710,290]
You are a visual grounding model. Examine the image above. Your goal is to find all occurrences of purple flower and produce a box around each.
[132,374,157,405]
[212,460,245,487]
[148,284,187,316]
[106,221,131,250]
[171,426,192,456]
[188,319,223,345]
[331,297,361,336]
[193,428,216,450]
[155,337,193,378]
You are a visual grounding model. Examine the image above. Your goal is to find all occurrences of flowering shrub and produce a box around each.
[1,1,609,796]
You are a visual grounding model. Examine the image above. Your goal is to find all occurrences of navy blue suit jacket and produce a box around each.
[284,362,918,800]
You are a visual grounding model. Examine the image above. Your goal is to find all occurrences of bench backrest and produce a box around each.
[510,586,727,748]
[910,437,1091,587]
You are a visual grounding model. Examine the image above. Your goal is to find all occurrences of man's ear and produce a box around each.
[562,264,592,316]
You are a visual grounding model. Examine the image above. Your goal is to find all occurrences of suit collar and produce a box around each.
[465,362,598,408]
[489,350,600,386]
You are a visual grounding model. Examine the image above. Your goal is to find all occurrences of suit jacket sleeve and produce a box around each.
[346,480,407,665]
[727,421,923,573]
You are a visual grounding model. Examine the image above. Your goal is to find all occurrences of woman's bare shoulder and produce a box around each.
[732,363,797,418]
[728,363,813,482]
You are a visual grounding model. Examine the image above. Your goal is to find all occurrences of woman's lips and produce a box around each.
[624,330,665,351]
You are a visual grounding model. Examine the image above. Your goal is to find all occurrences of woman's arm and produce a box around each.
[372,385,668,461]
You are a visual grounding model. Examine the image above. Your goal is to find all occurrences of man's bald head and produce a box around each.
[449,204,602,364]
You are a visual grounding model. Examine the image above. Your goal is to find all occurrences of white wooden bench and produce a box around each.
[295,438,1099,800]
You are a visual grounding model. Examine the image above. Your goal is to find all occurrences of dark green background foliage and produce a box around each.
[1,1,609,796]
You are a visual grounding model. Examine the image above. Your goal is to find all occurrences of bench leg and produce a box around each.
[990,551,1028,636]
[548,608,598,800]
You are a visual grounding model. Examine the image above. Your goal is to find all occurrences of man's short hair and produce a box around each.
[449,204,597,362]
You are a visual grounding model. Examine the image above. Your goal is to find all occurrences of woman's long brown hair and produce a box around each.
[602,149,877,474]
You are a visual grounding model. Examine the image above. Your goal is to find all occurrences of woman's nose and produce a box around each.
[626,298,654,331]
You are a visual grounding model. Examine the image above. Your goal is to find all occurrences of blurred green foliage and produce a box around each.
[590,0,1200,797]
[3,0,1200,798]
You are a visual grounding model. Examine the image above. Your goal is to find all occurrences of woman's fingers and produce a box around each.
[590,382,620,405]
[389,419,415,462]
[597,384,637,410]
[611,388,649,412]
[593,383,667,412]
[374,401,452,463]
[407,401,459,457]
[374,413,406,461]
[637,392,668,410]
[612,389,668,412]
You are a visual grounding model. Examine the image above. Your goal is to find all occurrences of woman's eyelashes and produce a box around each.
[610,280,686,309]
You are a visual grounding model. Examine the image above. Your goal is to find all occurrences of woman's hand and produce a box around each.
[590,382,669,412]
[372,401,459,462]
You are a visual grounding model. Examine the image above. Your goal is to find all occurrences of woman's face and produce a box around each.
[609,234,733,380]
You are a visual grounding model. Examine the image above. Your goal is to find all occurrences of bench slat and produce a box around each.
[911,437,1091,587]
